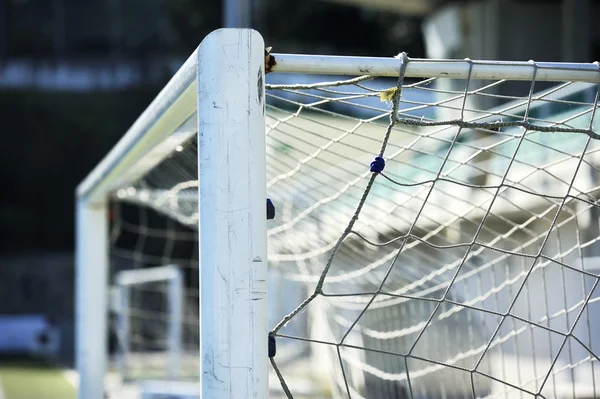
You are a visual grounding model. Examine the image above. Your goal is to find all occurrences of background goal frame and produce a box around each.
[75,28,600,399]
[113,264,184,382]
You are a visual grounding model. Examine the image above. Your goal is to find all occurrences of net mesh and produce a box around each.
[110,201,199,381]
[110,55,600,398]
[114,280,174,380]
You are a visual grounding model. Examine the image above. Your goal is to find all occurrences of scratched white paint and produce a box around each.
[197,29,268,399]
[271,54,600,83]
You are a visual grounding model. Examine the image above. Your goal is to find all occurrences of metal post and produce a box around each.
[197,28,268,399]
[167,269,183,380]
[117,285,130,381]
[75,199,109,399]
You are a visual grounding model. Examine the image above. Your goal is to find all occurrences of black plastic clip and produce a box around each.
[267,198,275,220]
[268,332,276,358]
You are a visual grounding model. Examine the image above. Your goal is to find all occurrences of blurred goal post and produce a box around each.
[75,28,600,399]
[113,264,184,382]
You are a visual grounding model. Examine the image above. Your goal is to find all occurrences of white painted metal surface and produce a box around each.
[115,264,183,286]
[76,51,198,204]
[197,29,268,399]
[116,279,130,382]
[75,200,109,399]
[271,53,600,82]
[168,269,183,380]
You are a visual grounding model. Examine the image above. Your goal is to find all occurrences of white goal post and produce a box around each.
[113,264,184,381]
[75,28,600,399]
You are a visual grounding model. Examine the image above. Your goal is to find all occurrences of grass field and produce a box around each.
[0,358,75,399]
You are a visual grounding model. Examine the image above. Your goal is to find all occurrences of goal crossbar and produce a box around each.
[76,51,198,204]
[272,54,600,83]
[76,45,600,204]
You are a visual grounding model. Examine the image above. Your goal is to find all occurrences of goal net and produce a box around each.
[109,171,199,381]
[76,29,600,399]
[264,62,600,399]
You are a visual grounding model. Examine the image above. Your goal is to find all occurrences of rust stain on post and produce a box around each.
[265,47,276,74]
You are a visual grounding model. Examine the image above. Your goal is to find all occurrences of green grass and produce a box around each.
[0,358,75,399]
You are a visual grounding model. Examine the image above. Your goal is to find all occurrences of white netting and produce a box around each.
[111,55,600,399]
[109,199,199,382]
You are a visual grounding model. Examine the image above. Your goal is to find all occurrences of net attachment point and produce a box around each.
[265,47,276,74]
[369,156,385,173]
[268,332,276,358]
[267,198,275,220]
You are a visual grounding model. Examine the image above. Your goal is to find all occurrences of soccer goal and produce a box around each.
[76,28,600,399]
